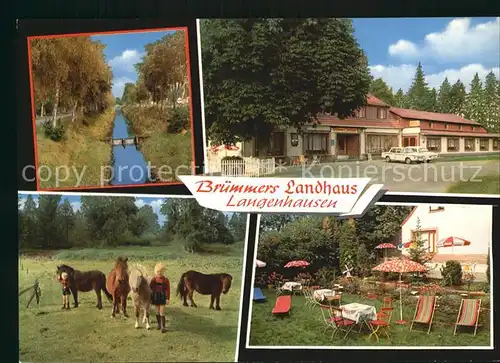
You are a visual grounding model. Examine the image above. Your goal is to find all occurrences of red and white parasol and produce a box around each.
[284,260,310,268]
[437,236,471,248]
[375,243,397,260]
[255,259,266,268]
[372,258,428,324]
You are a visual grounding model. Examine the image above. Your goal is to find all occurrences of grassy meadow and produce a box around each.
[36,108,115,189]
[446,174,500,194]
[19,244,244,362]
[121,106,192,181]
[248,291,491,347]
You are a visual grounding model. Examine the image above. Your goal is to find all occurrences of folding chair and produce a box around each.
[319,304,341,338]
[409,295,437,334]
[303,287,315,308]
[272,295,292,316]
[274,281,284,297]
[369,307,393,342]
[331,306,356,339]
[253,287,266,302]
[454,299,481,336]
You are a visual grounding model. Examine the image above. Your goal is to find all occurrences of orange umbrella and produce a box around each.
[284,260,309,268]
[372,258,427,324]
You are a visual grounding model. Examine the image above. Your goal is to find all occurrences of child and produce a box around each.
[150,263,170,333]
[59,272,71,310]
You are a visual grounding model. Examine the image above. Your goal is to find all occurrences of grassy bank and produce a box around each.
[446,175,500,194]
[19,244,244,362]
[249,292,491,347]
[438,154,500,162]
[36,108,116,188]
[121,106,192,182]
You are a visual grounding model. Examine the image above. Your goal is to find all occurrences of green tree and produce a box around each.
[338,219,359,273]
[464,73,485,125]
[393,88,406,108]
[260,214,296,232]
[121,83,137,105]
[228,213,247,241]
[483,72,500,132]
[428,88,438,112]
[405,62,434,111]
[408,217,428,265]
[449,80,467,115]
[130,205,160,237]
[437,77,453,113]
[201,18,372,144]
[37,195,62,248]
[19,195,39,249]
[370,78,395,105]
[57,199,75,246]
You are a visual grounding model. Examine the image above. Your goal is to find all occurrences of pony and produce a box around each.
[176,270,233,310]
[129,264,152,329]
[56,264,112,309]
[106,256,131,318]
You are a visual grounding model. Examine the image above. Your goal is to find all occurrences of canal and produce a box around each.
[110,108,148,185]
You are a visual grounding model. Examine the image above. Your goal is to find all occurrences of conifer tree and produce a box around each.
[449,80,467,116]
[483,72,500,133]
[405,62,434,111]
[394,88,406,108]
[437,77,453,113]
[464,73,485,125]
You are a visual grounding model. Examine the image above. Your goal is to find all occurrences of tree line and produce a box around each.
[200,19,500,146]
[120,31,188,110]
[31,36,114,128]
[370,63,500,133]
[18,195,246,251]
[257,205,413,277]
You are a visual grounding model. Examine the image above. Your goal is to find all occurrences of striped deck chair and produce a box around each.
[454,299,481,336]
[409,295,437,334]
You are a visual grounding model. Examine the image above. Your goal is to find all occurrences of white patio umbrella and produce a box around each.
[255,259,266,268]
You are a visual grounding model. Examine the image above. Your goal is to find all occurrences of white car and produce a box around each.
[381,147,426,164]
[415,147,439,162]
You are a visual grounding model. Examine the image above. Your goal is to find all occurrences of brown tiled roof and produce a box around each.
[390,108,480,125]
[316,115,401,128]
[367,94,390,107]
[421,130,498,137]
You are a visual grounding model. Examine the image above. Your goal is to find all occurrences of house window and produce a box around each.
[447,137,459,151]
[377,108,387,119]
[464,138,475,151]
[290,133,299,147]
[444,123,449,129]
[479,138,489,151]
[429,122,434,128]
[366,135,398,154]
[493,139,499,151]
[427,137,441,152]
[304,133,328,154]
[356,107,366,118]
[429,206,445,213]
[459,125,463,131]
[472,126,476,131]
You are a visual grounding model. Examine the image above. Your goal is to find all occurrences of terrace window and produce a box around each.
[459,125,463,130]
[464,138,476,151]
[493,139,499,151]
[444,123,449,129]
[429,122,434,128]
[377,108,387,119]
[447,137,459,152]
[304,133,329,154]
[479,138,489,151]
[427,137,441,152]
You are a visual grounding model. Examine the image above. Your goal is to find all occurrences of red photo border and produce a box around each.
[27,26,197,191]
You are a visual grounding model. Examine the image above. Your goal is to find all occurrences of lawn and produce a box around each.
[248,290,491,347]
[121,106,193,182]
[36,108,115,189]
[446,175,500,194]
[19,245,244,362]
[439,154,500,162]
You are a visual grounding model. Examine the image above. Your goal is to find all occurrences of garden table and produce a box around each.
[341,302,377,330]
[282,281,302,291]
[313,288,336,301]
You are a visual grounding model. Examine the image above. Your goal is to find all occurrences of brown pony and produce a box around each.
[176,270,233,310]
[106,256,131,318]
[56,264,112,309]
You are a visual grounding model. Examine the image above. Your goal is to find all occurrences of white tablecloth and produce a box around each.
[313,289,336,301]
[340,303,377,323]
[282,281,302,291]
